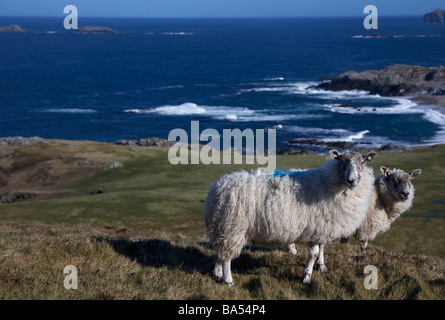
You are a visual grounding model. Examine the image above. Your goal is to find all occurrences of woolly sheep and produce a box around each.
[348,166,422,251]
[204,149,377,286]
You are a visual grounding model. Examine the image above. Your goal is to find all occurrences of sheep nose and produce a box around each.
[347,179,355,185]
[401,191,409,198]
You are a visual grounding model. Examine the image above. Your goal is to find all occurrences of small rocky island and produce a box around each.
[0,24,35,33]
[314,64,445,96]
[424,9,445,24]
[76,26,118,34]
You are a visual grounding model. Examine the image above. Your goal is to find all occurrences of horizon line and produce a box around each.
[0,14,426,19]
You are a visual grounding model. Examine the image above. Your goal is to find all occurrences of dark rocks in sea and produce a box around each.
[315,64,445,96]
[288,139,356,150]
[377,143,407,152]
[338,104,362,110]
[0,24,35,33]
[288,139,409,153]
[275,148,316,156]
[424,9,445,24]
[353,34,402,38]
[76,26,118,34]
[114,137,176,148]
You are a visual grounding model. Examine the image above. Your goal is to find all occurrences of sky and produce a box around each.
[0,0,443,18]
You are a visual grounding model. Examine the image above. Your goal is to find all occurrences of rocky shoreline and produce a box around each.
[0,135,418,156]
[314,64,445,97]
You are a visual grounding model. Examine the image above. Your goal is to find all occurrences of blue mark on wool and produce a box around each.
[269,170,299,176]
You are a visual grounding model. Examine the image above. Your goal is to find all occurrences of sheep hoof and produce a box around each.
[319,264,328,273]
[302,272,312,285]
[288,244,297,255]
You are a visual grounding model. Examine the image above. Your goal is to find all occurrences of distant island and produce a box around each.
[352,34,402,39]
[0,24,35,33]
[314,64,445,97]
[76,26,118,34]
[424,9,445,24]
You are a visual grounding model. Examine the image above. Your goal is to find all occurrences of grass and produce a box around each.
[0,222,443,300]
[0,139,444,299]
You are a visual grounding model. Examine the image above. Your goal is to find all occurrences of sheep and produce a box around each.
[344,166,421,251]
[204,149,377,286]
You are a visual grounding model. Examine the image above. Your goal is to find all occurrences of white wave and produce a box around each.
[284,125,370,142]
[323,130,370,142]
[422,109,445,144]
[323,97,418,115]
[239,87,287,93]
[351,35,404,39]
[150,85,184,90]
[238,81,379,100]
[123,108,154,114]
[162,32,194,35]
[224,114,326,122]
[285,125,349,135]
[263,77,285,81]
[124,102,254,118]
[144,32,154,35]
[45,31,57,34]
[353,34,441,39]
[43,108,97,113]
[412,35,441,38]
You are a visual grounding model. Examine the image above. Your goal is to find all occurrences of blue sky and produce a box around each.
[0,0,443,17]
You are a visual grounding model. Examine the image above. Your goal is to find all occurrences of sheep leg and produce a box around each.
[222,260,233,286]
[360,240,368,252]
[303,243,319,284]
[288,243,297,255]
[213,259,223,281]
[317,243,328,273]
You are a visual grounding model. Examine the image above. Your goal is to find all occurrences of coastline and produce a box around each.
[410,94,445,114]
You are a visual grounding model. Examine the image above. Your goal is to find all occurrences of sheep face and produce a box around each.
[380,167,422,202]
[329,149,377,189]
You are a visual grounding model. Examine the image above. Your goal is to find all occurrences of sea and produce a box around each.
[1,16,445,152]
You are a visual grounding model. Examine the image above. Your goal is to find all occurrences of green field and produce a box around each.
[0,139,444,299]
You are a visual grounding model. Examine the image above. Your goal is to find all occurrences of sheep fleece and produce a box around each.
[204,158,374,261]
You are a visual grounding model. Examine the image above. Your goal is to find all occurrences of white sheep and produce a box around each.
[204,149,377,285]
[352,166,422,251]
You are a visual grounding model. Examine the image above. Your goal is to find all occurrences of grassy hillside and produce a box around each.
[0,139,444,256]
[0,139,444,299]
[0,222,443,300]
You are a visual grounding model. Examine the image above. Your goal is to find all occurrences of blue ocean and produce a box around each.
[1,16,445,151]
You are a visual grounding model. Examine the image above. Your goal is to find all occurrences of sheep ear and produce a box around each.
[380,166,391,177]
[409,169,421,179]
[329,149,340,159]
[363,152,377,162]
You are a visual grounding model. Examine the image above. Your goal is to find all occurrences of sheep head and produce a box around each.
[329,149,377,189]
[380,166,421,202]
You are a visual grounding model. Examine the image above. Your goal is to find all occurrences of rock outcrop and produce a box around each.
[0,136,49,146]
[76,26,118,34]
[314,64,445,96]
[114,137,175,148]
[0,24,35,33]
[1,190,36,204]
[424,9,445,24]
